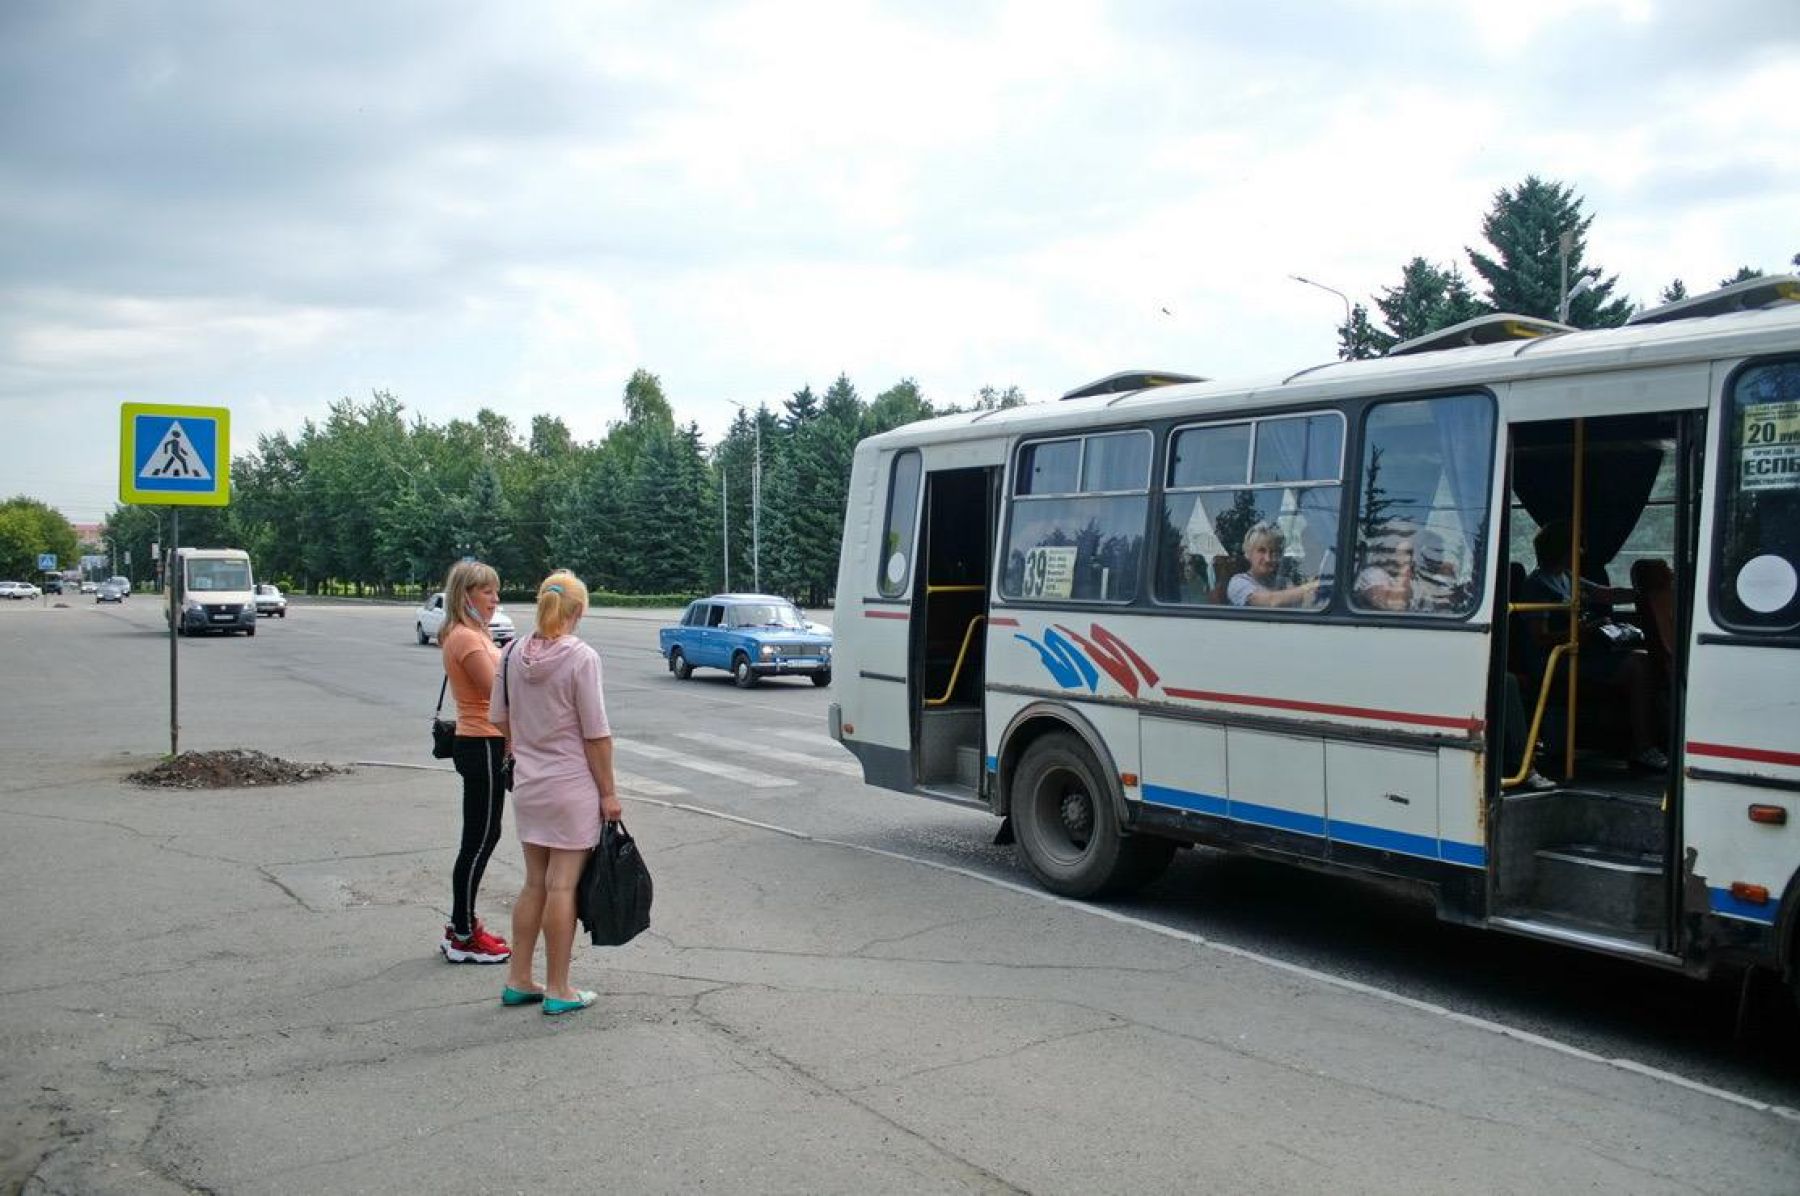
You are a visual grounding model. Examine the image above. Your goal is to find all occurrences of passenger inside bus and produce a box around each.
[1518,519,1666,772]
[1353,526,1472,613]
[1226,521,1323,609]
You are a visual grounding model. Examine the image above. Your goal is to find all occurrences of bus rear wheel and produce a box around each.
[1011,731,1173,899]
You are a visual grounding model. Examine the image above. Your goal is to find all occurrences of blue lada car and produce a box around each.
[659,594,832,688]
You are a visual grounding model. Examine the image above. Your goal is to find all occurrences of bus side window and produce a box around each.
[1003,432,1150,603]
[1348,394,1495,617]
[878,450,923,598]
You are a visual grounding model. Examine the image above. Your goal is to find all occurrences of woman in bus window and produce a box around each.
[1228,522,1322,609]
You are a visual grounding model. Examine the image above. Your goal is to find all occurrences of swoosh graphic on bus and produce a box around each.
[1015,623,1159,697]
[1010,622,1478,730]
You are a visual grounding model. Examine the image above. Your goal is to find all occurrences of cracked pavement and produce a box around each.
[4,764,1798,1195]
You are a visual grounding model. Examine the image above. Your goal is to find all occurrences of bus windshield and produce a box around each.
[188,560,251,592]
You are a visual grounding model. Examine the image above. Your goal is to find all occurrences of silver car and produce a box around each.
[415,592,514,644]
[254,583,288,618]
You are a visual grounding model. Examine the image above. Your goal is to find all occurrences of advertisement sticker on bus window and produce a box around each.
[1021,545,1078,599]
[1740,401,1800,491]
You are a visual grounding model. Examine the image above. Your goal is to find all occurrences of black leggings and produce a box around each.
[450,735,507,937]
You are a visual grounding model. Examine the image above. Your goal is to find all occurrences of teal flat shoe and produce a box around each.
[500,986,545,1007]
[542,990,596,1016]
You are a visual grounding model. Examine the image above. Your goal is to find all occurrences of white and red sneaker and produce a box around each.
[440,921,510,964]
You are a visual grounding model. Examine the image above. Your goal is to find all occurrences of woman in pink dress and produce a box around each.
[489,570,622,1016]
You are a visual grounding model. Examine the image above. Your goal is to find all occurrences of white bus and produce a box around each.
[829,277,1800,993]
[170,547,259,636]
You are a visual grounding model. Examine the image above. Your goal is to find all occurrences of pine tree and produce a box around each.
[1466,176,1632,327]
[1374,258,1487,344]
[1337,302,1393,360]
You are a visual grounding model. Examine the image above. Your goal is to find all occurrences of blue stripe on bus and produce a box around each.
[1141,783,1227,817]
[1140,783,1485,869]
[1708,887,1779,925]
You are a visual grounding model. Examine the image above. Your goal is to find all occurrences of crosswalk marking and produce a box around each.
[772,729,845,752]
[619,740,796,789]
[676,732,864,779]
[614,768,686,798]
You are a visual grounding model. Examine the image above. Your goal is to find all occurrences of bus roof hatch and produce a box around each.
[1060,369,1207,401]
[1626,274,1800,326]
[1388,313,1572,357]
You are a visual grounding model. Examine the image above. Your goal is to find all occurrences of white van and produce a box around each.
[171,548,258,636]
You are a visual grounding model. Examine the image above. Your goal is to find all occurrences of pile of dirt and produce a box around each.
[126,749,346,789]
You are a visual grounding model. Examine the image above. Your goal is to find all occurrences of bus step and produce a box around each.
[1528,844,1665,932]
[955,744,982,789]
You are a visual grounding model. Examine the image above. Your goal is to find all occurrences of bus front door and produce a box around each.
[911,467,999,800]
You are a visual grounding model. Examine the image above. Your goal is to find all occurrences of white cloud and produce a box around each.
[3,0,1796,520]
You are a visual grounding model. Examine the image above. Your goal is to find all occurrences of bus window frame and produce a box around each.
[1001,426,1154,606]
[1343,391,1497,623]
[1708,353,1800,641]
[877,449,924,599]
[1157,408,1347,613]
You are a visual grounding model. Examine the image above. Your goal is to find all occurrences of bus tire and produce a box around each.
[670,649,692,680]
[1012,731,1168,899]
[732,653,758,688]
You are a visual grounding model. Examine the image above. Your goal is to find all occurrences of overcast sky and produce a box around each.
[3,0,1795,523]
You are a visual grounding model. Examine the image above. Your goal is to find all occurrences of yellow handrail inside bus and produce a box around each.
[924,614,987,707]
[926,584,985,594]
[1503,418,1585,787]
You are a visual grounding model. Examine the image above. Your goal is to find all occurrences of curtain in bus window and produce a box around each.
[1253,414,1341,484]
[1513,428,1661,579]
[1351,395,1493,616]
[1081,430,1152,492]
[1715,360,1800,631]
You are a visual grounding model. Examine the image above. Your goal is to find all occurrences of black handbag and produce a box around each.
[499,642,517,791]
[431,676,456,759]
[578,821,653,947]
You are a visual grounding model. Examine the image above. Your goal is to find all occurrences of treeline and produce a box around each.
[103,371,1023,605]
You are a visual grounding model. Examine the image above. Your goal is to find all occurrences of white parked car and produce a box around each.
[0,581,41,600]
[415,591,514,644]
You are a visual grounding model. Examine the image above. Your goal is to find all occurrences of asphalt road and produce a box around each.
[20,593,1800,1103]
[3,594,1800,1188]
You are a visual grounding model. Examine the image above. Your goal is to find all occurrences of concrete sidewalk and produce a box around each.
[2,763,1795,1194]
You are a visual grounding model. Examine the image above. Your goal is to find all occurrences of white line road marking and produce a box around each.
[618,740,796,789]
[772,729,845,752]
[677,732,863,778]
[614,768,686,798]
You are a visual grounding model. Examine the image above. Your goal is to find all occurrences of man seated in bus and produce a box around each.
[1227,521,1323,609]
[1519,519,1665,771]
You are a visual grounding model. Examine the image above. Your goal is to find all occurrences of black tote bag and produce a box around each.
[578,821,652,947]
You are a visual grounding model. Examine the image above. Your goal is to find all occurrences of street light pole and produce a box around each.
[1289,274,1353,325]
[728,401,761,592]
[721,469,730,592]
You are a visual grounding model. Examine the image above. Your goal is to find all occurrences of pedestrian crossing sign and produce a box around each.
[119,403,231,506]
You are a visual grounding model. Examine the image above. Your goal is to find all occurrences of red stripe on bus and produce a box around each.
[1162,686,1484,733]
[989,616,1019,627]
[1687,741,1800,768]
[863,609,909,620]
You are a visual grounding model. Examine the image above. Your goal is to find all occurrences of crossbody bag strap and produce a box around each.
[435,674,448,716]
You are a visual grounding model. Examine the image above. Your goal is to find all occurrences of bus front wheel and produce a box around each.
[1012,731,1173,899]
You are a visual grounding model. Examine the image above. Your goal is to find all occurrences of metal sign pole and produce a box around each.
[169,509,180,757]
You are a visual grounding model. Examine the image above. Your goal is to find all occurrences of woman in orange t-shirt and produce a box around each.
[437,559,512,965]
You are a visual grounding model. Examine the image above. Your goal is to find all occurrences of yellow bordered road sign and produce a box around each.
[120,403,231,506]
